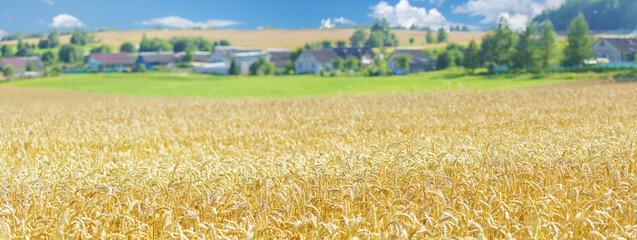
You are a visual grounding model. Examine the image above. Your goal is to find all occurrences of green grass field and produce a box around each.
[1,69,610,98]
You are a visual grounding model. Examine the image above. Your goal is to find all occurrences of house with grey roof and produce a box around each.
[333,47,375,66]
[137,51,178,69]
[197,46,266,75]
[593,37,637,63]
[387,48,436,74]
[267,48,290,71]
[295,48,339,74]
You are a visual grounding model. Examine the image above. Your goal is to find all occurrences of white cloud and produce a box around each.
[49,14,85,28]
[369,0,450,29]
[0,30,6,38]
[320,17,355,29]
[41,0,54,5]
[139,16,239,29]
[454,0,566,31]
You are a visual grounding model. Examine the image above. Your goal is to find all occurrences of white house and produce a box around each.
[232,51,269,75]
[295,49,338,74]
[593,37,637,63]
[202,46,265,75]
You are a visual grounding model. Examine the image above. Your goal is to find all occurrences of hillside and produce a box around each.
[534,0,637,31]
[2,29,486,50]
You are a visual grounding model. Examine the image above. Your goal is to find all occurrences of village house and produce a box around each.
[196,46,266,75]
[267,48,290,71]
[294,48,339,74]
[387,48,436,74]
[333,47,375,66]
[592,37,637,63]
[0,57,45,78]
[136,51,178,69]
[86,53,135,72]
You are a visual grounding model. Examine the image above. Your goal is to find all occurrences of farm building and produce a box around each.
[294,49,339,74]
[137,52,178,69]
[387,48,436,74]
[175,51,212,63]
[199,46,266,75]
[86,53,135,72]
[267,48,290,71]
[0,57,45,77]
[593,37,637,63]
[333,47,375,65]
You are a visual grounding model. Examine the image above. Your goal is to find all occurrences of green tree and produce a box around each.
[70,29,91,45]
[26,62,36,72]
[2,64,15,79]
[344,57,360,71]
[437,28,449,43]
[539,20,557,70]
[47,30,60,48]
[1,45,16,57]
[38,38,49,49]
[120,42,137,53]
[58,44,83,64]
[365,31,384,48]
[289,47,304,62]
[140,35,173,52]
[336,40,347,47]
[331,57,344,71]
[349,28,368,47]
[41,50,56,65]
[393,54,412,73]
[284,60,295,74]
[562,13,592,67]
[229,58,239,75]
[91,45,113,53]
[409,37,415,45]
[462,25,470,32]
[512,23,539,70]
[436,52,454,70]
[463,39,480,74]
[426,29,436,44]
[182,50,194,63]
[321,40,333,48]
[481,17,516,71]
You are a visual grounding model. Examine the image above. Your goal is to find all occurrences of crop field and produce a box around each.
[0,81,636,238]
[3,29,486,50]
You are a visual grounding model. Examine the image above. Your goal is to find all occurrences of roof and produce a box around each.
[212,46,262,61]
[305,49,338,62]
[91,53,135,65]
[268,51,290,64]
[333,47,374,60]
[138,52,177,64]
[391,48,435,64]
[1,58,27,68]
[0,57,45,70]
[599,38,637,53]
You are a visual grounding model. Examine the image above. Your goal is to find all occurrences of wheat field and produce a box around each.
[0,82,636,239]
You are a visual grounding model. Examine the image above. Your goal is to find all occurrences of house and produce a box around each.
[295,48,339,74]
[137,51,178,69]
[267,48,290,71]
[387,48,436,74]
[0,57,45,77]
[210,46,261,63]
[194,62,230,75]
[333,47,375,65]
[86,53,135,72]
[593,37,637,63]
[175,51,212,63]
[202,46,266,75]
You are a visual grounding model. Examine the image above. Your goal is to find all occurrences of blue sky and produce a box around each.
[0,0,565,36]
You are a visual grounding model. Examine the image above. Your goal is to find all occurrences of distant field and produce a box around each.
[1,69,607,98]
[3,29,486,50]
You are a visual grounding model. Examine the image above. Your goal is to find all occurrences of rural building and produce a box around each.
[333,47,375,66]
[203,46,266,75]
[0,57,45,77]
[137,51,178,69]
[86,53,135,72]
[592,37,637,63]
[267,48,290,71]
[387,48,436,74]
[175,51,212,63]
[295,48,338,74]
